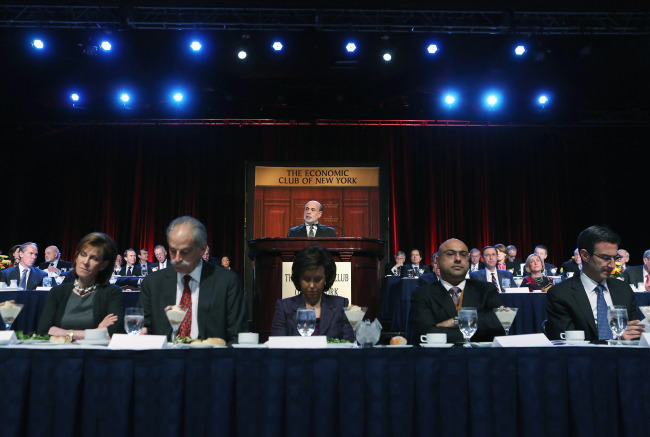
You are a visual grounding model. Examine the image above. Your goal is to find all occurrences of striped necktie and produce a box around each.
[596,284,612,340]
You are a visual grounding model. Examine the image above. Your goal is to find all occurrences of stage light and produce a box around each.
[445,95,455,105]
[427,44,438,54]
[32,39,44,49]
[272,41,283,51]
[190,41,202,52]
[120,93,130,103]
[70,93,80,102]
[487,95,498,106]
[345,42,357,53]
[538,95,548,105]
[382,52,392,62]
[100,41,111,51]
[238,50,247,60]
[515,45,526,56]
[173,93,183,102]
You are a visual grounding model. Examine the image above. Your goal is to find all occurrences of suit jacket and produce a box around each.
[622,265,645,287]
[1,266,47,289]
[400,264,432,277]
[287,223,337,237]
[270,293,354,342]
[137,261,246,342]
[149,261,172,273]
[468,261,485,273]
[38,260,72,271]
[505,258,524,275]
[543,262,558,276]
[469,269,515,292]
[384,262,404,276]
[37,283,124,336]
[120,264,142,277]
[409,279,504,344]
[418,273,440,286]
[560,260,581,278]
[546,274,637,341]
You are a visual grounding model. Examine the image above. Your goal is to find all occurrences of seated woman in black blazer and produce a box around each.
[271,245,354,342]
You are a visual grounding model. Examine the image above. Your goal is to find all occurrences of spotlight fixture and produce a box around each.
[272,41,283,51]
[70,93,80,102]
[445,95,455,105]
[32,39,44,49]
[238,50,247,60]
[515,45,526,56]
[173,93,183,102]
[190,41,202,52]
[382,52,392,62]
[538,95,548,105]
[487,95,498,106]
[100,41,112,51]
[120,93,130,103]
[345,42,357,53]
[427,44,438,54]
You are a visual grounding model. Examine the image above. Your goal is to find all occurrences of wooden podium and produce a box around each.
[248,237,385,339]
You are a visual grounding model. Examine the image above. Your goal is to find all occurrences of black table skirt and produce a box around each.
[1,347,649,437]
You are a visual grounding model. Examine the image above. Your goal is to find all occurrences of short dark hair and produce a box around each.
[124,248,135,257]
[506,245,517,252]
[72,233,118,286]
[411,248,422,257]
[534,245,548,253]
[140,248,148,254]
[481,246,495,256]
[291,245,336,292]
[576,226,621,255]
[20,242,38,253]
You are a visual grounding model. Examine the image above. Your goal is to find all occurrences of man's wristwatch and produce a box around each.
[66,330,74,342]
[454,317,459,328]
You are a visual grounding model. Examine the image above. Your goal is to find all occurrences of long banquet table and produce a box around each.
[1,345,649,437]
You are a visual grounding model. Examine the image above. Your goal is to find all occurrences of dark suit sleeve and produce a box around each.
[37,285,68,335]
[271,299,291,336]
[545,286,574,340]
[474,286,506,341]
[100,285,125,336]
[320,226,337,237]
[224,274,247,342]
[137,279,154,330]
[409,287,463,344]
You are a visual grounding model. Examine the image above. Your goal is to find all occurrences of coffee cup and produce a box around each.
[566,272,574,278]
[238,332,259,344]
[43,277,52,287]
[560,330,585,342]
[420,333,447,344]
[406,268,414,278]
[85,329,108,341]
[638,283,646,292]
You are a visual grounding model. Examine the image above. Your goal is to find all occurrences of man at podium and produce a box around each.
[287,200,337,237]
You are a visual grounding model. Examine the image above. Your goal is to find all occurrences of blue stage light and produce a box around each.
[100,41,111,51]
[538,95,548,105]
[190,41,202,52]
[382,52,392,62]
[70,93,80,102]
[173,93,183,102]
[345,42,357,53]
[515,45,526,56]
[445,95,455,105]
[487,95,498,106]
[238,50,247,59]
[272,42,283,51]
[32,39,44,49]
[427,44,438,54]
[120,93,130,103]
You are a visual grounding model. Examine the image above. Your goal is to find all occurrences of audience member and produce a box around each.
[287,200,337,237]
[468,248,484,272]
[114,254,123,274]
[617,249,630,271]
[138,248,154,276]
[560,248,582,278]
[520,254,554,292]
[220,255,234,272]
[546,226,643,341]
[120,248,141,276]
[150,245,171,271]
[494,244,508,270]
[271,245,354,341]
[37,233,123,338]
[419,252,440,285]
[401,248,432,277]
[39,245,72,275]
[138,216,246,342]
[622,249,650,290]
[201,245,219,264]
[1,242,47,289]
[384,251,406,276]
[505,245,524,274]
[534,245,557,276]
[469,246,515,292]
[409,238,504,344]
[10,244,21,266]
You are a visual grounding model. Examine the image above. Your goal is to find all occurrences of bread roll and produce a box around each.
[390,336,407,346]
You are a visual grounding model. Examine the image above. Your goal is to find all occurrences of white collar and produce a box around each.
[440,278,467,291]
[177,259,203,284]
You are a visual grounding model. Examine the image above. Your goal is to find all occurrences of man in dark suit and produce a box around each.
[401,249,432,277]
[287,200,337,237]
[560,248,582,279]
[622,249,650,290]
[38,245,72,275]
[470,246,515,292]
[505,245,524,276]
[1,242,47,289]
[546,226,644,341]
[468,248,485,273]
[384,250,406,276]
[138,216,246,342]
[618,249,630,271]
[409,238,504,344]
[119,248,142,276]
[138,248,155,276]
[534,245,558,276]
[201,245,219,265]
[150,245,172,272]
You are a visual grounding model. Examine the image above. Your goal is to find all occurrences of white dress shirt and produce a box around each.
[581,272,613,321]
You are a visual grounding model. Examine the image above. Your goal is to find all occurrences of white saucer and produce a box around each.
[421,343,453,348]
[232,343,268,348]
[76,339,110,346]
[565,340,590,345]
[375,344,413,348]
[470,342,493,348]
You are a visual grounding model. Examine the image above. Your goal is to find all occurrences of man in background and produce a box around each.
[150,245,171,272]
[560,248,582,279]
[469,248,484,272]
[1,242,47,289]
[287,200,337,237]
[534,245,557,276]
[622,250,650,291]
[39,245,72,275]
[120,248,142,276]
[470,246,515,292]
[384,250,406,276]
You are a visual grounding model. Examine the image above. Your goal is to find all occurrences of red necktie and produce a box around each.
[491,272,499,291]
[177,275,193,338]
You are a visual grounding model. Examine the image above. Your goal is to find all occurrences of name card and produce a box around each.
[492,333,552,347]
[267,335,327,349]
[108,334,168,350]
[504,287,532,293]
[0,331,18,345]
[639,333,650,347]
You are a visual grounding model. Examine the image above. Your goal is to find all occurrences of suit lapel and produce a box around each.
[568,277,597,335]
[431,283,457,318]
[319,295,336,334]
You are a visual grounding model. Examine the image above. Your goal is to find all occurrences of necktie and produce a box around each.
[491,272,499,291]
[596,284,612,340]
[19,269,28,288]
[127,266,132,276]
[49,263,54,267]
[451,286,461,306]
[178,275,193,338]
[645,274,650,291]
[308,226,315,238]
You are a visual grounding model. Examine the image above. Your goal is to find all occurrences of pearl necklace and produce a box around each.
[74,279,98,297]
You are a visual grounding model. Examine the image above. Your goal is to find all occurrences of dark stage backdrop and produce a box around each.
[1,124,648,282]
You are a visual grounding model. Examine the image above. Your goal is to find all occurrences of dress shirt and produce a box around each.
[484,268,501,292]
[19,265,30,286]
[175,261,203,338]
[581,272,613,320]
[439,278,467,294]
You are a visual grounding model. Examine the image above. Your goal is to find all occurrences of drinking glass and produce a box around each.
[0,302,23,330]
[124,307,145,335]
[607,305,628,344]
[494,307,518,335]
[42,277,52,287]
[165,306,187,344]
[55,276,65,286]
[513,277,523,287]
[457,307,478,347]
[501,278,511,289]
[296,308,316,337]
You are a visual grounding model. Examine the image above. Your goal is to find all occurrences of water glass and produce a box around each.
[501,278,511,289]
[42,277,52,287]
[607,305,628,344]
[296,308,316,337]
[457,307,478,347]
[124,307,144,335]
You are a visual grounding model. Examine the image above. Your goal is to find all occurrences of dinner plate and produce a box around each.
[564,340,590,345]
[420,343,453,348]
[470,342,493,348]
[608,340,639,346]
[20,340,66,346]
[186,342,226,348]
[376,344,413,348]
[232,343,268,348]
[76,339,110,346]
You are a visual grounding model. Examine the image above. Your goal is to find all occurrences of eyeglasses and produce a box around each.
[441,250,470,259]
[593,253,622,263]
